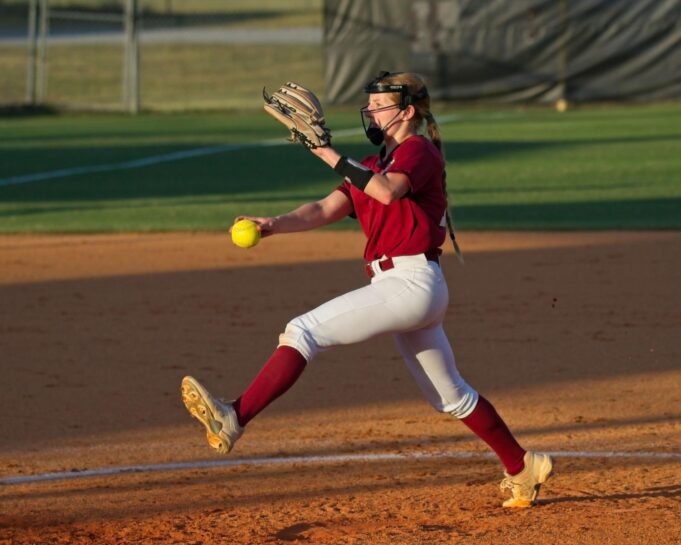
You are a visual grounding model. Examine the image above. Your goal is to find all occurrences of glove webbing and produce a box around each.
[291,128,321,150]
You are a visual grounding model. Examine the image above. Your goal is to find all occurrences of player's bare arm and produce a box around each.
[235,189,352,237]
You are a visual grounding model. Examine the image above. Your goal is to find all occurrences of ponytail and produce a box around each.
[425,112,444,159]
[425,111,464,264]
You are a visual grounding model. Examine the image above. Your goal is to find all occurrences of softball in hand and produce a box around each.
[231,219,261,249]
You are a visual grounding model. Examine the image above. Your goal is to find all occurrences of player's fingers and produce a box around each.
[231,216,272,234]
[254,217,277,237]
[232,215,259,227]
[229,216,253,233]
[254,218,276,237]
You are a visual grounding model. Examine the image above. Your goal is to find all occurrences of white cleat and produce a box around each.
[181,376,243,454]
[500,451,554,508]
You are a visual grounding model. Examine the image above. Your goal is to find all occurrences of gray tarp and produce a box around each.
[324,0,681,104]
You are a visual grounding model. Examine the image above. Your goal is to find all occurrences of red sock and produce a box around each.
[460,395,526,475]
[233,346,307,427]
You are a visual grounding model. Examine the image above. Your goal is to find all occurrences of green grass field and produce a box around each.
[0,43,323,110]
[0,1,322,29]
[1,103,680,233]
[0,0,323,107]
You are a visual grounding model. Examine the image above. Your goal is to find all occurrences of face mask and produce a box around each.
[362,71,430,145]
[360,107,402,146]
[365,126,384,146]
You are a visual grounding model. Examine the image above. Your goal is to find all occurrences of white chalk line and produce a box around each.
[0,141,279,187]
[1,449,679,486]
[0,114,467,188]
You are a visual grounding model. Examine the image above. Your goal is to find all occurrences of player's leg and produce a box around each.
[235,261,448,427]
[393,324,478,416]
[181,266,441,451]
[181,346,306,454]
[393,326,526,473]
[394,325,553,507]
[276,260,449,360]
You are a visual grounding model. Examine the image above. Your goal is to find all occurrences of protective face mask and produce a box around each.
[360,106,402,146]
[365,126,384,146]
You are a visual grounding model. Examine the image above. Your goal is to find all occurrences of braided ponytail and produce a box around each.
[425,112,464,264]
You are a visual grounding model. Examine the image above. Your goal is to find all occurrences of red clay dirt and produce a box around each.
[0,231,679,544]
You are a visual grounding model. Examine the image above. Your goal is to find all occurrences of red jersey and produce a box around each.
[336,135,447,261]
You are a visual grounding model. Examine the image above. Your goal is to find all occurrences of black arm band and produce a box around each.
[333,156,374,190]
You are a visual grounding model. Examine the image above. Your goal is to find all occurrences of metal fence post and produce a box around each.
[123,0,140,114]
[556,0,569,108]
[37,0,49,104]
[26,0,39,105]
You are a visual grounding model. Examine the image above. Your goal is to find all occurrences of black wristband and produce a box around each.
[333,156,374,190]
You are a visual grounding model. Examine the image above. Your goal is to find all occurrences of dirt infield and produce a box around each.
[1,231,679,544]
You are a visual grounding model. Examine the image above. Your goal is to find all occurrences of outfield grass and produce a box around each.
[0,1,322,29]
[0,43,323,110]
[1,103,680,232]
[0,0,323,107]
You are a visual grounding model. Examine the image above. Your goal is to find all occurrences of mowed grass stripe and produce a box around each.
[0,104,679,232]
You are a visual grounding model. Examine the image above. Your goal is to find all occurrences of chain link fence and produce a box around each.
[0,0,323,112]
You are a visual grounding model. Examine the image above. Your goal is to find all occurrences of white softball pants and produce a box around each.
[278,254,479,418]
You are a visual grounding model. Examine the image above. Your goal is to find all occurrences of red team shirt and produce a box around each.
[336,135,447,261]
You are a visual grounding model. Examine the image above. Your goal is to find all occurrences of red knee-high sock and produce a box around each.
[233,346,307,427]
[460,395,526,475]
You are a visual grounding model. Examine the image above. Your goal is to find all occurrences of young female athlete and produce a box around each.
[181,71,553,508]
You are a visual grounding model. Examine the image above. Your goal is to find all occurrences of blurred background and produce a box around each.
[2,0,679,113]
[0,0,324,111]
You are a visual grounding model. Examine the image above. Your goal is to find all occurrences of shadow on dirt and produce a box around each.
[1,234,679,448]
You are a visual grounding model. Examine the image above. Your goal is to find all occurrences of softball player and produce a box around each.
[182,72,553,508]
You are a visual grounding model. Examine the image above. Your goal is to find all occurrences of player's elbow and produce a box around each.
[373,185,404,206]
[369,174,409,205]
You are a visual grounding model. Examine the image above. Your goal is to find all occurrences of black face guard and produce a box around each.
[360,103,401,146]
[360,71,429,145]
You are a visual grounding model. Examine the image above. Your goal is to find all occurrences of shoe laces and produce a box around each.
[500,473,533,496]
[500,476,515,491]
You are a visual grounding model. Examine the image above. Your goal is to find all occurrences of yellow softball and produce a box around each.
[231,219,261,249]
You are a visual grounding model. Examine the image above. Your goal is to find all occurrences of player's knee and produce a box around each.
[446,387,480,419]
[278,319,320,362]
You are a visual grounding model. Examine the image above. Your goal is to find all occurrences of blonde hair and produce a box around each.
[378,72,444,159]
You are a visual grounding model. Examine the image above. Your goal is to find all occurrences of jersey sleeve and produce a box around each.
[335,180,352,199]
[388,137,441,193]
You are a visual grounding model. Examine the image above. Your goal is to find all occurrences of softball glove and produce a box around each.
[263,82,331,150]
